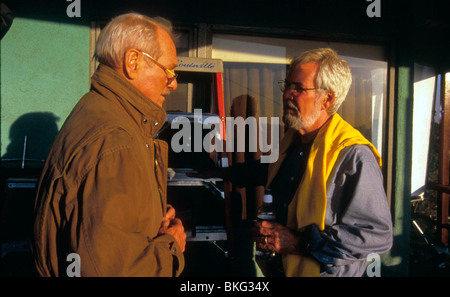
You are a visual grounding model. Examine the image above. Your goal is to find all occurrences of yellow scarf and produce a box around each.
[266,114,381,277]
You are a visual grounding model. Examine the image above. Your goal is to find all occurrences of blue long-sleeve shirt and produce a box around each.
[307,144,393,276]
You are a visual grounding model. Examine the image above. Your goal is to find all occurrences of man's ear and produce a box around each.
[322,92,335,111]
[123,48,140,80]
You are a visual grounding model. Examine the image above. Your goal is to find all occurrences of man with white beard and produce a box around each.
[251,48,393,277]
[191,48,393,277]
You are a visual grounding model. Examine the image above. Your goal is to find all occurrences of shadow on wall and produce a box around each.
[0,112,59,276]
[0,3,14,40]
[1,112,59,168]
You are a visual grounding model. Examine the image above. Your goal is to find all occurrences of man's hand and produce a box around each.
[159,206,187,252]
[252,220,304,255]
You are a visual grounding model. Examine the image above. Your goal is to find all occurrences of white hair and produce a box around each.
[94,12,177,69]
[289,48,352,114]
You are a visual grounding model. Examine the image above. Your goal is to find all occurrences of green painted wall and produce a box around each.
[1,17,90,164]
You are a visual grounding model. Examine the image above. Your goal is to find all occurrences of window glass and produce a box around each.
[163,29,192,112]
[212,34,388,154]
[411,64,438,196]
[174,28,192,57]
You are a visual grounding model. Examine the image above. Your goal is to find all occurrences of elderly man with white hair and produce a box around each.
[32,13,186,277]
[250,48,393,277]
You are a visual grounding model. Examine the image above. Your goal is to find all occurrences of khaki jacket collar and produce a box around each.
[90,64,167,138]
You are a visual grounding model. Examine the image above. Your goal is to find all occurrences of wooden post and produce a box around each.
[381,38,413,276]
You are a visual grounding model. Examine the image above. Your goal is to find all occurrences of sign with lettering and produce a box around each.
[177,57,223,73]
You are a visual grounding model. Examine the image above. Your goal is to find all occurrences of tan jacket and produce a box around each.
[32,65,184,277]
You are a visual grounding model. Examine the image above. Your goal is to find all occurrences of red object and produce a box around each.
[215,72,226,142]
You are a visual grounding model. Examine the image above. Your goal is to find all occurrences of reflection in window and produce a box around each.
[164,28,195,112]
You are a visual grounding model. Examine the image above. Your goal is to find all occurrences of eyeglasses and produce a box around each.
[278,79,321,94]
[141,51,178,84]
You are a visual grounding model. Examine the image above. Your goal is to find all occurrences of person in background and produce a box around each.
[32,12,186,277]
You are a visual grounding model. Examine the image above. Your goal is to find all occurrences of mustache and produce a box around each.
[284,101,299,112]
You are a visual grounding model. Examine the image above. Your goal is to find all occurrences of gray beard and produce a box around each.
[282,103,321,130]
